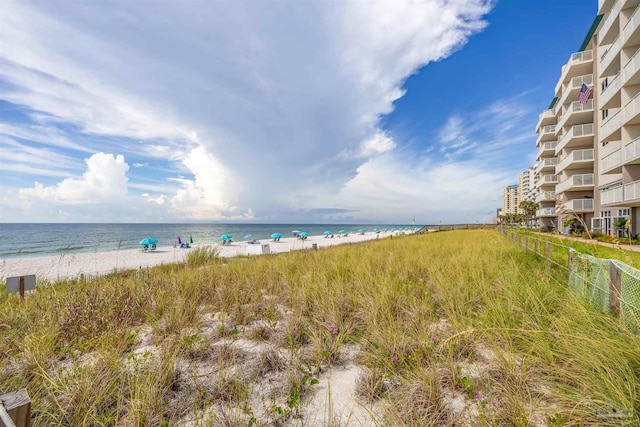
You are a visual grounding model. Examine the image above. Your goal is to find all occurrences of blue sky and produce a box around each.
[0,0,598,223]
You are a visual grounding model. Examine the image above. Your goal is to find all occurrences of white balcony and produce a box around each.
[536,109,556,132]
[600,72,621,108]
[557,74,594,113]
[536,124,557,146]
[600,35,621,75]
[601,148,622,174]
[622,4,640,48]
[624,180,640,202]
[556,148,594,174]
[623,49,640,87]
[536,191,556,203]
[563,199,594,212]
[556,123,594,154]
[556,173,595,194]
[600,109,622,141]
[536,174,559,187]
[623,92,640,125]
[536,141,557,159]
[624,136,640,165]
[536,207,557,217]
[557,51,594,95]
[599,0,621,43]
[557,99,594,130]
[536,157,559,173]
[601,186,624,205]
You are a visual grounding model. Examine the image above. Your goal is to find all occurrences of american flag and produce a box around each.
[579,83,593,104]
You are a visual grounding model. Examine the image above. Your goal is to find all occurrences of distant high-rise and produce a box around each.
[503,184,519,215]
[518,166,536,206]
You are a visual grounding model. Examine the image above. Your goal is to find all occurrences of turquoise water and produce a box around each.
[0,223,417,259]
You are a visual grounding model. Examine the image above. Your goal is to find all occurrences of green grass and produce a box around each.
[1,230,639,425]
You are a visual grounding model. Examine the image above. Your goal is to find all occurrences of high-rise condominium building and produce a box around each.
[518,166,536,206]
[533,0,638,235]
[503,184,519,215]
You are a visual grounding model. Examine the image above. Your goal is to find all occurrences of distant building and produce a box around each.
[518,166,536,205]
[503,184,519,215]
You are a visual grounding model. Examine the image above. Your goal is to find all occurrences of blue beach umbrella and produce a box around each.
[139,237,158,245]
[324,230,332,235]
[299,232,309,237]
[244,233,253,240]
[338,229,346,234]
[220,234,233,240]
[358,228,366,234]
[292,230,301,236]
[383,228,388,232]
[373,227,380,233]
[271,233,282,239]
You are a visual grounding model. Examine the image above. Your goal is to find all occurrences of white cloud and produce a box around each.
[0,0,497,222]
[19,152,129,204]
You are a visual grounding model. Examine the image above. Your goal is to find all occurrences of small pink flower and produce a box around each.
[144,337,152,344]
[328,324,338,335]
[430,336,437,343]
[157,336,163,342]
[390,356,398,362]
[474,393,482,400]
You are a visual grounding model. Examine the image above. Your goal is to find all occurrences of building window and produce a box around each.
[602,109,609,120]
[601,77,608,92]
[602,141,609,147]
[618,208,630,217]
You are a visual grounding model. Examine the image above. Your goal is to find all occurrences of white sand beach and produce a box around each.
[1,231,414,283]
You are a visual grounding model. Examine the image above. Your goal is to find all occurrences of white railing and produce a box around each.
[536,109,555,131]
[558,74,594,108]
[623,48,640,86]
[623,91,640,123]
[600,108,622,141]
[558,100,594,129]
[536,191,556,203]
[624,180,640,201]
[536,174,559,187]
[556,173,595,193]
[556,148,594,173]
[625,136,640,161]
[600,72,621,106]
[601,186,624,205]
[541,125,555,134]
[536,207,556,217]
[601,148,622,173]
[600,0,621,39]
[600,35,620,67]
[557,123,595,153]
[622,4,640,45]
[564,199,594,212]
[536,141,558,159]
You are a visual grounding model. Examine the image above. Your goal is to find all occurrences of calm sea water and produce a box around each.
[0,223,416,259]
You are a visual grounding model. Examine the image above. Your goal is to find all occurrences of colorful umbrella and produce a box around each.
[139,237,158,245]
[178,236,182,244]
[189,235,193,244]
[358,228,366,234]
[220,234,233,240]
[299,232,309,237]
[324,230,332,235]
[338,229,346,234]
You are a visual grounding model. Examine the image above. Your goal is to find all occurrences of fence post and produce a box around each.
[545,242,551,270]
[534,238,539,255]
[525,236,529,252]
[609,262,622,317]
[567,248,573,274]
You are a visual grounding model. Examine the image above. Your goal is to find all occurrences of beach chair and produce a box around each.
[142,244,149,252]
[151,243,157,251]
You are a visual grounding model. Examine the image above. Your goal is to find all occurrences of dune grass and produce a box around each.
[1,230,639,426]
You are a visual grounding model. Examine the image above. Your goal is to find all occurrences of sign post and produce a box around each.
[6,275,36,302]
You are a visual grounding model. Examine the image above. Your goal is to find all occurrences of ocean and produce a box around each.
[0,223,416,259]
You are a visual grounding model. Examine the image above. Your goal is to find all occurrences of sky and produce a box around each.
[0,0,599,224]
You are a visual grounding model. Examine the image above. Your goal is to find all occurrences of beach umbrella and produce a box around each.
[178,236,182,244]
[324,230,332,235]
[189,235,193,244]
[292,230,301,236]
[244,233,253,240]
[338,229,346,234]
[358,228,366,234]
[139,237,158,245]
[299,232,309,237]
[383,228,388,232]
[271,233,282,239]
[220,234,233,240]
[373,228,380,233]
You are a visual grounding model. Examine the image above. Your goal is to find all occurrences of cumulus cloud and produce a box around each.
[20,152,129,204]
[0,0,497,222]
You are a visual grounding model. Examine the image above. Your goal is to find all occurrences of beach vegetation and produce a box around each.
[1,230,639,425]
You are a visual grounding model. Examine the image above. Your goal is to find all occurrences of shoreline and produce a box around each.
[1,231,413,282]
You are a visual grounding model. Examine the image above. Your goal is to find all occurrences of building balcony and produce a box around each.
[536,141,558,159]
[536,157,559,174]
[622,4,640,49]
[623,48,640,87]
[556,173,595,194]
[557,99,594,130]
[624,179,640,205]
[623,92,640,125]
[536,124,557,146]
[601,185,624,206]
[536,191,556,203]
[536,207,557,217]
[555,148,594,174]
[601,148,623,174]
[555,123,594,154]
[600,109,622,141]
[557,51,594,96]
[624,135,640,166]
[536,174,559,188]
[600,71,621,109]
[563,199,594,212]
[536,109,556,132]
[557,74,594,114]
[600,35,621,76]
[599,0,621,44]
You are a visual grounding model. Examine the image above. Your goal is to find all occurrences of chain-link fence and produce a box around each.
[501,228,640,335]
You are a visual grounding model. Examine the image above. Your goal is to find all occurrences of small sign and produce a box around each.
[6,275,36,294]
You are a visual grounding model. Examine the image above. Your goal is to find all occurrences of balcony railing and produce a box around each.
[536,141,558,159]
[600,72,621,106]
[625,136,640,162]
[537,174,559,185]
[536,157,559,172]
[556,173,595,194]
[535,191,556,203]
[557,99,594,130]
[600,35,620,67]
[623,91,640,123]
[564,199,594,212]
[601,186,624,205]
[556,148,594,173]
[541,125,555,134]
[625,180,640,201]
[623,48,640,86]
[601,148,622,173]
[600,108,622,141]
[556,123,595,153]
[622,4,640,45]
[558,74,594,109]
[599,0,621,40]
[536,207,557,217]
